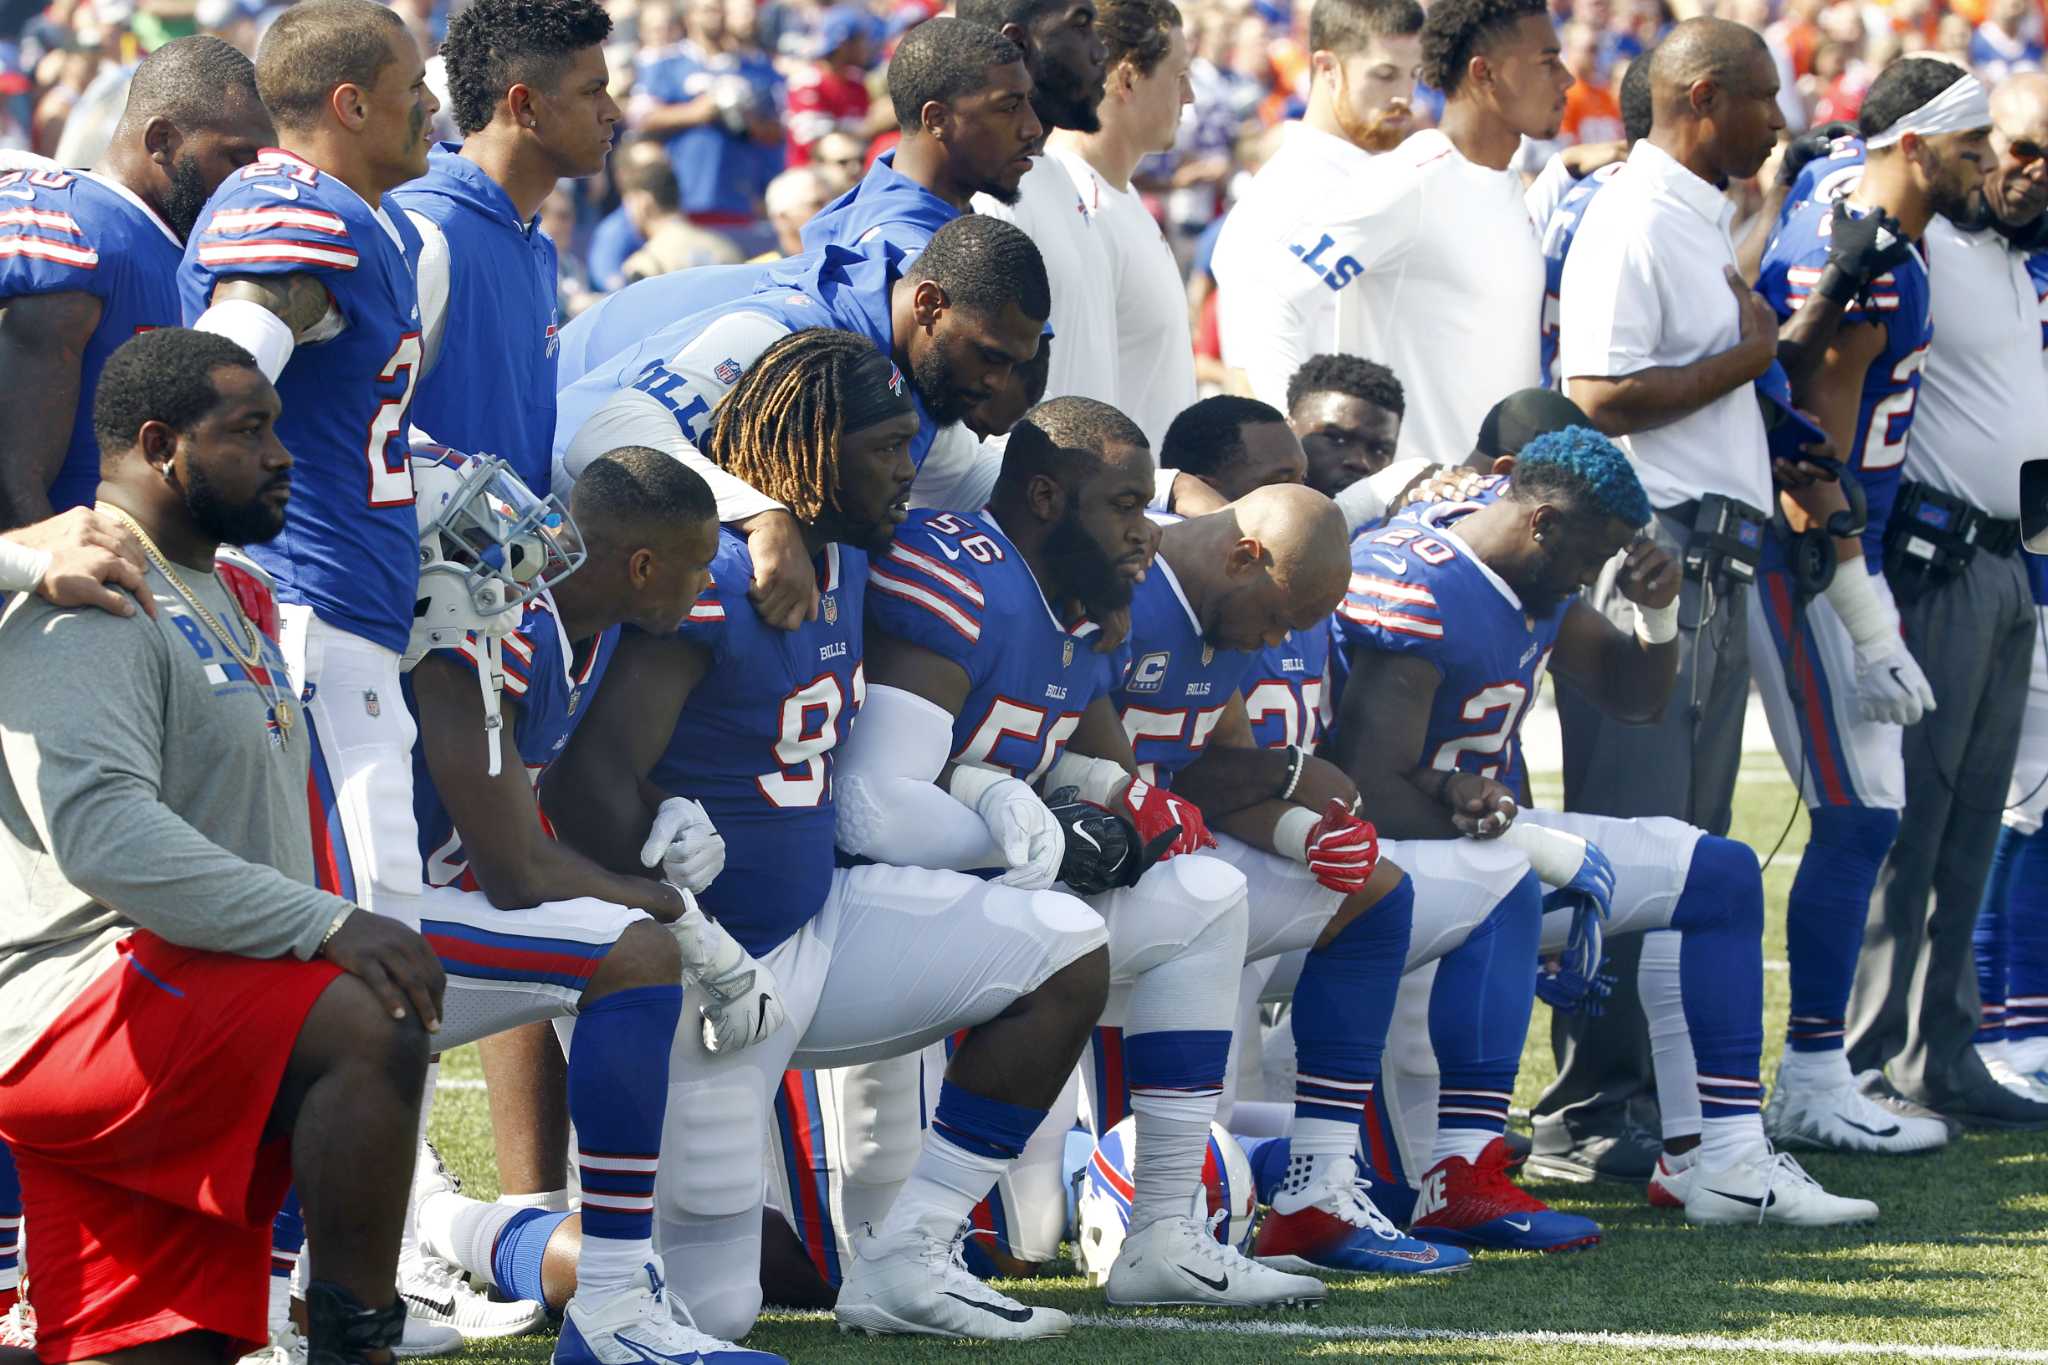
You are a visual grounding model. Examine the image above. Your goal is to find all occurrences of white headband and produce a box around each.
[1866,73,1992,149]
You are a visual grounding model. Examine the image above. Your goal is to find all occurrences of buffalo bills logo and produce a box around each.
[714,358,743,385]
[886,363,905,398]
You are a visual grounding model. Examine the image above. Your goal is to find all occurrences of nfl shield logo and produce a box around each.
[567,688,582,716]
[714,358,743,385]
[1201,644,1214,666]
[1063,639,1074,667]
[364,689,381,717]
[822,595,838,624]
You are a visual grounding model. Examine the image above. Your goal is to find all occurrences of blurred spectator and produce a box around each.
[808,124,867,192]
[632,0,783,247]
[1973,0,2044,80]
[760,162,829,256]
[1560,19,1624,143]
[588,138,664,290]
[784,4,880,165]
[540,187,599,317]
[617,144,746,280]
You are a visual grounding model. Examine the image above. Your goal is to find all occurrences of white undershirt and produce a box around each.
[1051,149,1196,452]
[975,155,1119,410]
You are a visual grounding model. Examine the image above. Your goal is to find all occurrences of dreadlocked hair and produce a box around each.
[703,328,876,525]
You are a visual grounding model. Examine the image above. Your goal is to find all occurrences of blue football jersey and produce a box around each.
[1537,161,1621,389]
[636,43,783,219]
[1244,623,1333,753]
[553,258,772,388]
[801,150,960,259]
[180,148,426,654]
[2029,247,2048,350]
[1333,516,1564,791]
[650,532,867,954]
[1112,557,1257,785]
[552,240,942,475]
[1777,135,1865,230]
[1758,197,1931,563]
[865,509,1122,782]
[0,167,186,512]
[406,590,618,890]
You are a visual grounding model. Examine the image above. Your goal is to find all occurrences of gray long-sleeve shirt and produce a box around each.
[0,559,346,1073]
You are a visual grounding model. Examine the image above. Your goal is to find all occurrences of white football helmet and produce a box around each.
[1073,1118,1256,1286]
[405,444,585,773]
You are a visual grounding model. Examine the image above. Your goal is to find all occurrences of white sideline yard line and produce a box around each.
[1063,1316,2048,1361]
[768,1310,2048,1360]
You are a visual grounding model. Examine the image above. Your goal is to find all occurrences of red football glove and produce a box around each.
[1304,798,1379,894]
[1114,776,1216,858]
[215,552,281,644]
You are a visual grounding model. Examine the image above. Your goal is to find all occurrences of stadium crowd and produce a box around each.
[0,0,2045,1362]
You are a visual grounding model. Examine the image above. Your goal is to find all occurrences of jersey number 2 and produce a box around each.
[1429,682,1529,780]
[366,333,423,506]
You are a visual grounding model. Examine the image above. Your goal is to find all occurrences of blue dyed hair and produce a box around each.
[1511,426,1652,529]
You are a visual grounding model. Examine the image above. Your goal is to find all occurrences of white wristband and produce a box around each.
[1043,750,1131,806]
[194,297,297,382]
[1634,597,1679,646]
[0,536,52,594]
[1822,558,1898,651]
[1501,821,1591,888]
[1274,805,1318,864]
[946,763,1013,811]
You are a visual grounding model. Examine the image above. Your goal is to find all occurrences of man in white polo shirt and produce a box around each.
[1211,0,1425,409]
[1543,16,1785,1182]
[1847,71,2048,1131]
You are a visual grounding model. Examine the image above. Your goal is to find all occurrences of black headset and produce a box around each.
[1783,454,1870,599]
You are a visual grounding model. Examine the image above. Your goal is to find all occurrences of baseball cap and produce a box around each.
[1475,388,1593,461]
[1754,360,1829,465]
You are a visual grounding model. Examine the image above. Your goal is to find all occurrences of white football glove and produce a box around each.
[640,795,726,894]
[1852,636,1937,727]
[669,897,786,1054]
[948,766,1066,889]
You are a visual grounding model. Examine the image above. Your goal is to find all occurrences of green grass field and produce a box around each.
[430,762,2048,1363]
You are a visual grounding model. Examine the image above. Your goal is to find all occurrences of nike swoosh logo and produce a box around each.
[940,1291,1034,1323]
[401,1292,456,1319]
[1179,1265,1229,1293]
[1503,1218,1532,1232]
[612,1332,695,1365]
[253,183,299,200]
[1072,825,1101,853]
[1839,1116,1901,1138]
[929,537,962,560]
[1371,553,1406,574]
[1704,1187,1776,1208]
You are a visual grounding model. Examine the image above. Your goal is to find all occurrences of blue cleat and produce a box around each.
[1253,1155,1472,1275]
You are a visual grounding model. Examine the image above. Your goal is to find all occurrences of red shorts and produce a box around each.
[0,932,341,1362]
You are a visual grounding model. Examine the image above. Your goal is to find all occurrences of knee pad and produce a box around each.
[660,1081,765,1218]
[1679,836,1766,937]
[1157,853,1251,937]
[1807,805,1901,870]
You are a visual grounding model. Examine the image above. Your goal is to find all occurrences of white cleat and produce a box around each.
[1,1300,36,1352]
[1983,1052,2048,1103]
[834,1223,1070,1341]
[398,1250,547,1341]
[1685,1148,1879,1227]
[557,1264,782,1365]
[1105,1214,1326,1309]
[393,1309,463,1359]
[1645,1148,1695,1210]
[1765,1077,1949,1155]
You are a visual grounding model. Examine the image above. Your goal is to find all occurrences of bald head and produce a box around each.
[1994,70,2048,123]
[106,35,276,241]
[1646,17,1781,182]
[1233,484,1352,609]
[1987,71,2048,226]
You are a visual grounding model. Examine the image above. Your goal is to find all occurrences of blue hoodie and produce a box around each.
[800,150,961,258]
[395,145,562,491]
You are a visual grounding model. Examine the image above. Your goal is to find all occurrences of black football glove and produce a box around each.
[1813,200,1911,306]
[1043,786,1178,896]
[1777,121,1856,187]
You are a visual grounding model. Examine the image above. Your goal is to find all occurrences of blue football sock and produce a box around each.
[491,1208,574,1305]
[271,1184,305,1285]
[1973,825,2020,1047]
[2008,827,2048,1044]
[0,1143,18,1294]
[1291,877,1414,1161]
[1786,806,1898,1052]
[570,983,682,1293]
[1672,836,1766,1119]
[1430,872,1542,1163]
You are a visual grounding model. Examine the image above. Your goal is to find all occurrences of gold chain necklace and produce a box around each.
[101,505,295,749]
